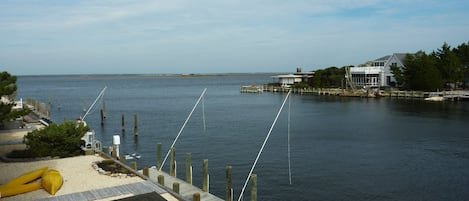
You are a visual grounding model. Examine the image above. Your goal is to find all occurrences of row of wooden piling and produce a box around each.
[118,143,258,201]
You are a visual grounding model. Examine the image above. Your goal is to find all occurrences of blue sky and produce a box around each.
[1,0,468,75]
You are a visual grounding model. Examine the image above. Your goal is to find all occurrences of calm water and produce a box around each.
[17,75,469,201]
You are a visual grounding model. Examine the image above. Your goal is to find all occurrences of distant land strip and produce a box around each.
[18,73,282,79]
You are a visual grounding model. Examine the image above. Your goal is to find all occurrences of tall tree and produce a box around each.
[0,71,30,128]
[433,43,463,87]
[400,51,443,91]
[454,42,469,86]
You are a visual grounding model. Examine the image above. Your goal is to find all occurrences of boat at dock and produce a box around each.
[424,96,445,101]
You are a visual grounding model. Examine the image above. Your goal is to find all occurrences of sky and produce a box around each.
[1,0,469,75]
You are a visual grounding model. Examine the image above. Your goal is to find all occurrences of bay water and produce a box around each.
[17,75,469,201]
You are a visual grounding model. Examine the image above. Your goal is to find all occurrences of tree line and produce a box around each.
[391,42,469,91]
[304,42,469,91]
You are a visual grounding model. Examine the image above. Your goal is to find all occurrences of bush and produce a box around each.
[24,121,88,158]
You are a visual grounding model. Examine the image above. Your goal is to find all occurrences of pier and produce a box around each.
[258,85,469,100]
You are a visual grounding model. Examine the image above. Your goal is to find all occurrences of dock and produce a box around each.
[260,85,469,100]
[35,181,173,201]
[147,168,224,201]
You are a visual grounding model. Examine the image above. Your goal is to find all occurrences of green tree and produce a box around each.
[454,42,469,86]
[403,51,443,91]
[310,66,345,88]
[433,43,463,87]
[0,71,31,128]
[24,121,89,157]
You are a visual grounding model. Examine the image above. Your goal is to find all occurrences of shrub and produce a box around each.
[24,121,88,158]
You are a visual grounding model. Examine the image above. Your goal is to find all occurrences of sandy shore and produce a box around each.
[0,155,144,201]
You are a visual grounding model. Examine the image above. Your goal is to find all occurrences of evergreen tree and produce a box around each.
[0,71,31,128]
[454,42,469,86]
[433,43,463,87]
[310,66,345,88]
[402,51,443,91]
[24,121,89,157]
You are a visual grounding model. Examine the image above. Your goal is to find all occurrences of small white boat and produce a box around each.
[124,153,141,160]
[424,96,445,101]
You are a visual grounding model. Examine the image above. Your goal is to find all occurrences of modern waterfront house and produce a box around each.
[349,53,407,88]
[272,68,314,87]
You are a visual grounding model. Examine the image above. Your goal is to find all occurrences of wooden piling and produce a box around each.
[143,167,149,177]
[119,155,126,165]
[173,182,180,194]
[102,101,106,119]
[250,174,257,201]
[100,109,104,126]
[121,114,125,131]
[193,193,201,201]
[131,161,137,171]
[170,147,176,177]
[186,153,192,184]
[157,143,162,170]
[134,113,138,136]
[203,159,209,192]
[226,166,232,201]
[158,175,165,185]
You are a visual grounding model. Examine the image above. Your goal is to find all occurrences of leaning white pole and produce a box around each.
[288,94,292,185]
[160,88,207,171]
[237,90,291,201]
[83,86,107,121]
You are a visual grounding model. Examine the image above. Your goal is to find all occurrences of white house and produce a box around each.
[272,68,314,87]
[349,53,407,88]
[272,74,304,87]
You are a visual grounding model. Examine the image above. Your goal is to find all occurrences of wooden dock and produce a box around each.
[147,168,224,201]
[35,180,173,201]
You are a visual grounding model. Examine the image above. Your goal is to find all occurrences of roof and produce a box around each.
[374,55,391,61]
[272,74,303,78]
[394,53,408,62]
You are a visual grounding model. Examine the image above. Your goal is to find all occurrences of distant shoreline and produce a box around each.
[17,72,283,78]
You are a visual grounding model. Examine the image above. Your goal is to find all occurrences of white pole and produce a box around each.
[237,90,291,201]
[83,86,107,121]
[160,88,207,171]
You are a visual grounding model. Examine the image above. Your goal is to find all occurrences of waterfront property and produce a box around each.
[271,68,314,87]
[349,53,407,88]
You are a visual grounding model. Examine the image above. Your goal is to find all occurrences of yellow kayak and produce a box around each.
[0,183,42,198]
[4,166,48,187]
[41,169,63,195]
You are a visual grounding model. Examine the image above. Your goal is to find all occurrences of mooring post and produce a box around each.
[203,159,209,192]
[158,175,165,185]
[143,167,149,177]
[193,193,201,201]
[134,113,138,136]
[100,109,104,126]
[131,161,137,171]
[250,174,257,201]
[119,155,126,165]
[157,143,162,170]
[186,153,192,184]
[226,166,233,201]
[170,147,176,177]
[121,114,125,131]
[173,182,180,194]
[102,101,106,119]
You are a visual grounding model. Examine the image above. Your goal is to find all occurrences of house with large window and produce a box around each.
[349,53,407,88]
